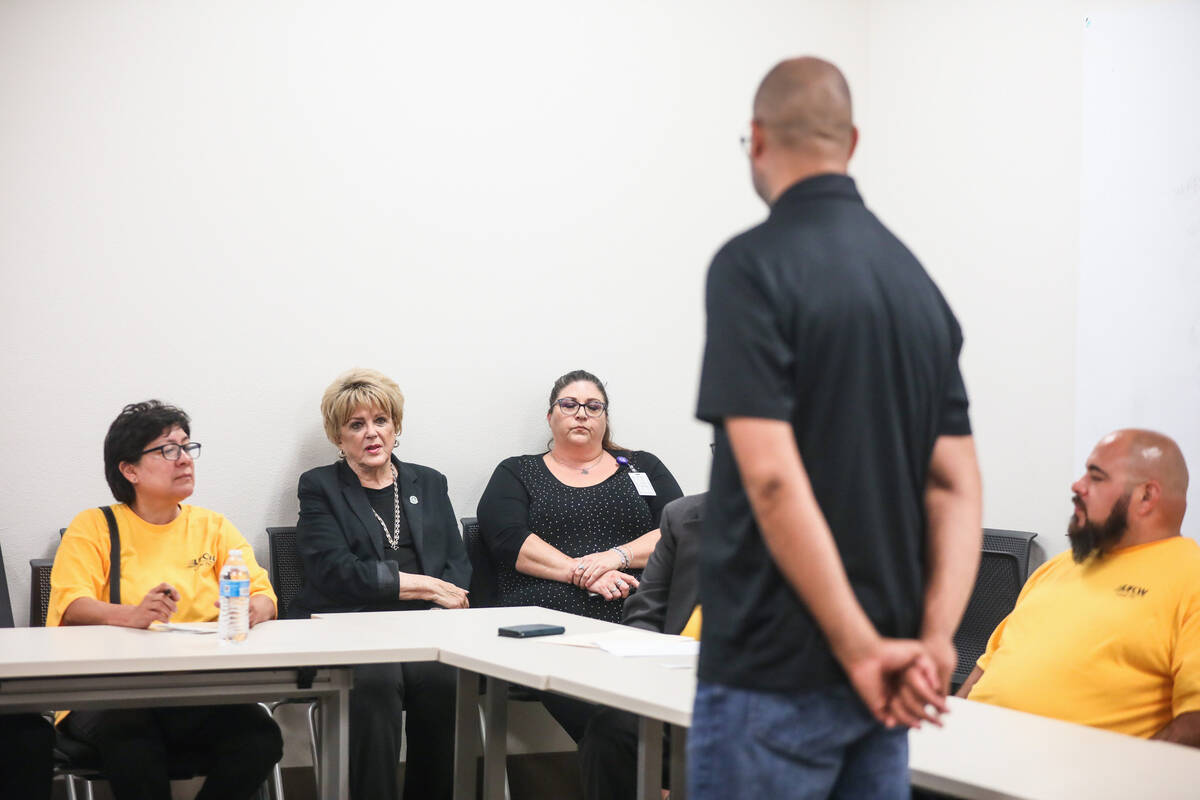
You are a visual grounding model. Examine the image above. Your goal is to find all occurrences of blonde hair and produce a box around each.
[320,368,405,446]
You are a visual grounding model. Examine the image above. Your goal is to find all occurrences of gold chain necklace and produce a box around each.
[367,463,401,550]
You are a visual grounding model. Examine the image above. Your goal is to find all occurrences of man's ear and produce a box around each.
[1136,481,1161,515]
[751,120,768,159]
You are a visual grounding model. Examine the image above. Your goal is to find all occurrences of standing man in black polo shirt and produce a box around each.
[691,57,983,798]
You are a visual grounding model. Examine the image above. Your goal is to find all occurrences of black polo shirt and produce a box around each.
[695,173,971,692]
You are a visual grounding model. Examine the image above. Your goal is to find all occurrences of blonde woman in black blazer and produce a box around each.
[291,368,470,800]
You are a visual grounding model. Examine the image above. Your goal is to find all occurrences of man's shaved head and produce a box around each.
[753,57,855,154]
[1110,428,1189,498]
[1100,428,1188,531]
[1070,429,1189,559]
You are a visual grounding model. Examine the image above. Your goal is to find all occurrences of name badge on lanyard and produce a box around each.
[617,456,656,496]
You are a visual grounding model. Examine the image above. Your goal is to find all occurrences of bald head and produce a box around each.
[1102,428,1189,528]
[753,57,855,155]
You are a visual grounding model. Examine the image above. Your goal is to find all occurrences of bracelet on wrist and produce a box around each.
[610,546,630,569]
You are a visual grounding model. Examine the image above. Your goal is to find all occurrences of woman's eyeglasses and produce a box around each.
[141,442,202,461]
[552,399,607,418]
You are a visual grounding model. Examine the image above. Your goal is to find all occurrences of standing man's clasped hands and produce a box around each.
[847,636,951,729]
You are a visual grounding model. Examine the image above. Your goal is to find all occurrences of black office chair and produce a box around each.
[27,529,66,628]
[29,558,53,627]
[0,543,14,629]
[266,527,306,620]
[263,526,320,796]
[462,516,500,608]
[950,528,1039,691]
[32,544,274,800]
[980,527,1038,579]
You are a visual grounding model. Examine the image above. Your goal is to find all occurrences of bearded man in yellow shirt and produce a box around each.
[959,429,1200,746]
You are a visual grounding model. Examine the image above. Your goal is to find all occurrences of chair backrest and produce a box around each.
[951,528,1039,689]
[266,527,305,619]
[461,516,499,608]
[30,558,54,627]
[982,528,1038,580]
[0,542,14,628]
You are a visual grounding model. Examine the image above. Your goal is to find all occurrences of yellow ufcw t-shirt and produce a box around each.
[48,504,276,628]
[968,536,1200,738]
[681,606,702,641]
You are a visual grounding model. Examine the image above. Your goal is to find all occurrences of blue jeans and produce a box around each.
[688,680,909,800]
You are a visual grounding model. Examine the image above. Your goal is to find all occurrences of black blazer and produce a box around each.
[289,455,471,619]
[622,493,704,636]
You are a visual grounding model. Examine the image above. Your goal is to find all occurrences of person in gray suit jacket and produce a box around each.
[290,368,471,800]
[579,492,705,800]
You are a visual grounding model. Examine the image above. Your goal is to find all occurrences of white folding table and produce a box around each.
[909,696,1200,799]
[332,606,695,800]
[0,618,439,799]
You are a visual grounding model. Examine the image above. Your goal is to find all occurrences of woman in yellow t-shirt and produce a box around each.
[48,400,282,800]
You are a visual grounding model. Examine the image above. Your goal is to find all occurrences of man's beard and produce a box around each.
[1067,492,1130,563]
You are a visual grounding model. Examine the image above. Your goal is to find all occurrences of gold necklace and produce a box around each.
[367,463,401,550]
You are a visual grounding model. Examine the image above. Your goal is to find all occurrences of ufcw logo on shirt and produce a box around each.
[188,553,216,572]
[1114,583,1149,598]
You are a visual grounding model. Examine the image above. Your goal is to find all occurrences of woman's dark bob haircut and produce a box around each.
[103,400,191,504]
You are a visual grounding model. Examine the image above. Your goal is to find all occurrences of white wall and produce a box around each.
[859,0,1087,557]
[0,0,866,627]
[3,0,1185,630]
[1076,0,1200,541]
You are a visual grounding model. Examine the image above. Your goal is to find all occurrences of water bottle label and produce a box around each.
[220,578,250,598]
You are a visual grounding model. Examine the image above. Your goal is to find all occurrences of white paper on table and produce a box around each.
[149,621,218,634]
[544,630,690,650]
[595,638,699,658]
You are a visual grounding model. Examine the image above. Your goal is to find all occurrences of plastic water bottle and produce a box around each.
[218,549,250,643]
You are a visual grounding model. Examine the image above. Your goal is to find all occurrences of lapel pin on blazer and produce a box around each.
[409,495,418,504]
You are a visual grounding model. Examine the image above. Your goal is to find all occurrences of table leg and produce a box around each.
[637,716,664,800]
[669,724,688,800]
[318,675,351,800]
[453,669,481,800]
[482,676,509,800]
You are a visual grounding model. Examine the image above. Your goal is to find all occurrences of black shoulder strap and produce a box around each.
[100,506,120,605]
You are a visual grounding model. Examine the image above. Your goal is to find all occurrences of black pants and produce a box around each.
[350,660,457,800]
[0,713,54,800]
[541,694,674,800]
[581,707,641,800]
[61,704,282,800]
[539,690,598,743]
